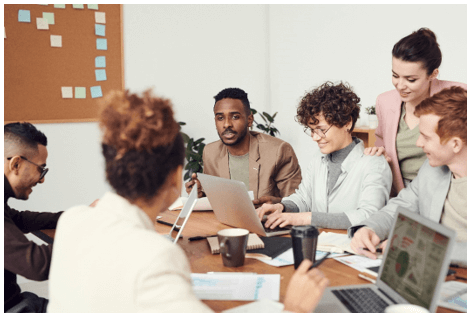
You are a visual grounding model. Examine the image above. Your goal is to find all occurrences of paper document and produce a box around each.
[438,281,466,312]
[317,231,355,254]
[334,255,382,274]
[255,249,343,267]
[191,273,280,301]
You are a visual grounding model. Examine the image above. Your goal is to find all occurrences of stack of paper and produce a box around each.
[317,231,356,254]
[191,273,280,301]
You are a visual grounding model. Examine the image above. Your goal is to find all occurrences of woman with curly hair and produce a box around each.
[47,89,329,313]
[365,28,466,197]
[257,82,392,230]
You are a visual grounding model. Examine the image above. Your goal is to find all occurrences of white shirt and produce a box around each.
[48,191,212,313]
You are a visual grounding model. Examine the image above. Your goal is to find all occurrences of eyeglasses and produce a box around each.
[303,125,333,138]
[7,156,49,180]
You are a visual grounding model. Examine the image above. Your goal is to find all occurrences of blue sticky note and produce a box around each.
[95,69,107,81]
[18,10,31,23]
[90,86,103,98]
[95,24,105,37]
[96,38,107,50]
[95,56,106,68]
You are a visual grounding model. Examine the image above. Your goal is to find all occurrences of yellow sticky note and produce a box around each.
[95,12,106,24]
[61,87,73,99]
[36,17,49,30]
[50,35,62,47]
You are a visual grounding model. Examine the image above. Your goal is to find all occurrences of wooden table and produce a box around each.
[41,209,465,313]
[154,210,466,313]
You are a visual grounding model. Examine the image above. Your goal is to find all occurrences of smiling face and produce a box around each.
[214,98,253,147]
[416,113,454,167]
[308,114,352,154]
[392,57,437,106]
[13,144,48,200]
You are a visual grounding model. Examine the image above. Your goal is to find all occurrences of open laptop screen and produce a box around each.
[379,213,450,309]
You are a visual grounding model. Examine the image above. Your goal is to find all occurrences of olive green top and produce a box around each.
[396,103,427,181]
[228,152,250,190]
[441,176,467,242]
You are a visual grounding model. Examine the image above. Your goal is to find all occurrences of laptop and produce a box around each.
[162,185,198,244]
[197,173,291,237]
[314,210,456,313]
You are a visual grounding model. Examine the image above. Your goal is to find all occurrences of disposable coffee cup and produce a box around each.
[217,228,249,267]
[290,225,319,269]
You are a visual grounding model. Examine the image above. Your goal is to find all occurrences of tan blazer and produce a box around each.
[374,79,467,196]
[202,131,302,199]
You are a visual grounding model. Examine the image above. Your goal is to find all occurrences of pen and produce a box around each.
[156,220,180,232]
[188,235,217,241]
[310,252,331,269]
[362,247,383,253]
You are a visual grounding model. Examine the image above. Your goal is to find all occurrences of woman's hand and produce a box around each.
[284,259,330,312]
[264,211,311,229]
[363,146,391,163]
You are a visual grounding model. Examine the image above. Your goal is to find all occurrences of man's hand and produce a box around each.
[252,196,282,208]
[184,173,204,198]
[363,146,391,163]
[256,203,284,221]
[284,259,330,313]
[350,227,384,259]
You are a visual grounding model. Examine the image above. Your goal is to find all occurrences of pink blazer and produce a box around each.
[374,78,467,196]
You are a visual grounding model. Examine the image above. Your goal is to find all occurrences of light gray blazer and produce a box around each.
[348,159,466,266]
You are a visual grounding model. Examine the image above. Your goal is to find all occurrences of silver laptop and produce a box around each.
[315,210,456,313]
[163,185,198,244]
[197,173,291,237]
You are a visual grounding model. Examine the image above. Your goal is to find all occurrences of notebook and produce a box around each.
[207,233,264,254]
[197,173,291,237]
[315,210,456,313]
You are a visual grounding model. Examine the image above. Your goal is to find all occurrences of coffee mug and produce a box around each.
[217,228,249,267]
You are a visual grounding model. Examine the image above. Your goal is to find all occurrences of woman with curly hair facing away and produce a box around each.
[257,82,392,230]
[47,90,329,313]
[364,28,466,197]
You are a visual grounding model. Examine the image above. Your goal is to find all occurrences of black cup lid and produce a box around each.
[290,225,319,237]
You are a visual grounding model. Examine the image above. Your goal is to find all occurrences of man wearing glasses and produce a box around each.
[257,82,392,230]
[4,122,59,313]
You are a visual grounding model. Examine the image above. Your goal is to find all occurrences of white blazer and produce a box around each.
[48,192,212,313]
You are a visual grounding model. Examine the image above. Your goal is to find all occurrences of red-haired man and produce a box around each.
[350,86,467,267]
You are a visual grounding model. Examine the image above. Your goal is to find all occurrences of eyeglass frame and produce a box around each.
[303,124,333,138]
[7,156,49,180]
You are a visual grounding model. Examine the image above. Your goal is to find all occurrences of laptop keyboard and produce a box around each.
[332,288,389,313]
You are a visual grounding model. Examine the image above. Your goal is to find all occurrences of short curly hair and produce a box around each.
[296,82,361,132]
[414,86,467,144]
[99,89,184,202]
[214,87,251,115]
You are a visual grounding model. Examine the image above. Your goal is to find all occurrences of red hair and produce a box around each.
[414,86,467,144]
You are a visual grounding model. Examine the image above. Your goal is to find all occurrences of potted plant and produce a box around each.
[365,106,378,129]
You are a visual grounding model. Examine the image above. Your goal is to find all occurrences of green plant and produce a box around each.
[178,122,205,180]
[365,106,376,115]
[250,108,280,137]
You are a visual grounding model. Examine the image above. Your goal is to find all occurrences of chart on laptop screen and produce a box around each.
[380,214,449,308]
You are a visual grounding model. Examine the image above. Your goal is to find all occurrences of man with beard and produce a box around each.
[185,88,302,206]
[4,122,60,313]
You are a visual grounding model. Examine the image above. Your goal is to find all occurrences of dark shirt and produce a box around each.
[4,175,62,312]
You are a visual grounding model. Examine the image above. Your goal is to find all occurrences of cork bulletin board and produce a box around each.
[4,4,124,123]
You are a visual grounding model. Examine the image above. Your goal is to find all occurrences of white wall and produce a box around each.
[9,4,467,214]
[268,4,467,169]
